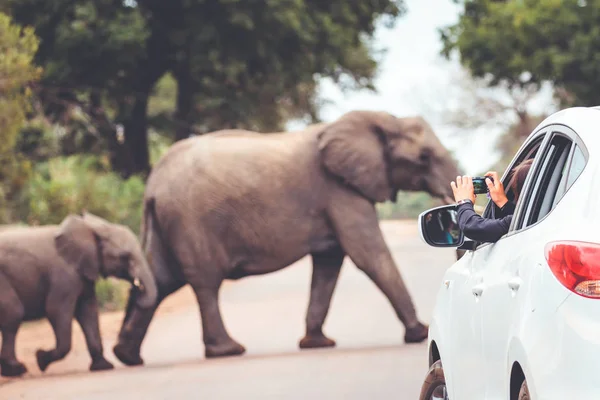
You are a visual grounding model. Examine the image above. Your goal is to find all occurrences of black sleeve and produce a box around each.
[498,201,515,218]
[457,203,512,243]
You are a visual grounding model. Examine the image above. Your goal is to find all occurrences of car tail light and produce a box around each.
[545,241,600,298]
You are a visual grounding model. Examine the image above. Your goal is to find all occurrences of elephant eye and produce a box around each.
[419,149,431,164]
[119,252,131,264]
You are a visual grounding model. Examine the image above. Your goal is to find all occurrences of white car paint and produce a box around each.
[420,107,600,399]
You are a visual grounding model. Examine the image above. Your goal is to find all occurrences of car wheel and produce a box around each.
[419,360,449,400]
[518,380,530,400]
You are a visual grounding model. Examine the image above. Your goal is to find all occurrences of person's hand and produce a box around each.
[484,171,508,208]
[450,175,476,204]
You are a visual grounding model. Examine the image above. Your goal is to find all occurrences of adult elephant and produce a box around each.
[0,212,157,377]
[113,110,459,365]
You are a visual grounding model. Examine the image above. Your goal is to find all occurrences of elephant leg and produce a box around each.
[328,201,429,344]
[193,285,246,358]
[299,247,344,349]
[114,282,184,366]
[75,289,114,372]
[36,295,77,372]
[0,281,27,377]
[0,325,27,377]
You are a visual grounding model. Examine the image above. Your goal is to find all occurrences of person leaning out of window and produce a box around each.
[451,159,533,243]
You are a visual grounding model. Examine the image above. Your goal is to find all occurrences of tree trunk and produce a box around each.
[119,22,173,177]
[124,92,151,177]
[89,92,134,177]
[174,37,195,141]
[174,73,194,141]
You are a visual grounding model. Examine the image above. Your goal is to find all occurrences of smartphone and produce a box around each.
[472,176,493,195]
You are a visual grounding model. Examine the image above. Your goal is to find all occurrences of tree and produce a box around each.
[6,0,152,176]
[7,0,405,176]
[147,0,405,139]
[0,12,41,222]
[441,0,600,107]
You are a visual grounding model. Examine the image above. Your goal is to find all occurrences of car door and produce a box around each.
[477,127,585,398]
[444,248,486,399]
[448,129,549,399]
[494,129,590,397]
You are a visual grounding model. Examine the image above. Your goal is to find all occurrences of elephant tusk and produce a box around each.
[133,277,145,292]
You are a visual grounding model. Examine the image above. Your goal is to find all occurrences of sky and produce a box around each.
[287,0,555,175]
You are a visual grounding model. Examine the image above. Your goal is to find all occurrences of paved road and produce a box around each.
[0,220,455,400]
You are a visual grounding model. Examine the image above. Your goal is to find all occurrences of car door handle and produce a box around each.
[508,277,522,291]
[472,284,485,297]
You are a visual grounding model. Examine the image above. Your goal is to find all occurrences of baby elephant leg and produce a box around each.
[36,291,78,372]
[75,289,113,371]
[0,282,27,377]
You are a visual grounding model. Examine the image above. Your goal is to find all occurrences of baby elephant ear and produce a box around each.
[54,214,100,282]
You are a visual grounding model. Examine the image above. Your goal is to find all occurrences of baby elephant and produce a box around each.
[0,212,157,377]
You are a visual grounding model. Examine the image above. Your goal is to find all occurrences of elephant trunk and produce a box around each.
[129,255,158,309]
[427,154,462,205]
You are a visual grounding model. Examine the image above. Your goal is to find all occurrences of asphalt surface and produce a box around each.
[0,220,454,400]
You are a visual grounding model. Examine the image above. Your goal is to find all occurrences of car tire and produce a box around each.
[419,360,448,400]
[518,380,530,400]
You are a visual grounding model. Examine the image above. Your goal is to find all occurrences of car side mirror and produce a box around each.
[418,205,464,248]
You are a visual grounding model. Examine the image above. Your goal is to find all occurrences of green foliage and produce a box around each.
[377,191,440,220]
[148,73,177,121]
[175,0,406,133]
[95,278,128,312]
[442,0,600,106]
[0,12,41,222]
[148,131,173,166]
[0,12,40,150]
[6,1,406,174]
[5,0,154,174]
[8,0,148,94]
[19,155,145,234]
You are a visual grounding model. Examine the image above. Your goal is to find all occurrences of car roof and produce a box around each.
[533,106,600,150]
[532,107,600,210]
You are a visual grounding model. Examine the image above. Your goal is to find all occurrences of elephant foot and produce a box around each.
[113,343,144,366]
[299,333,336,349]
[90,357,114,372]
[0,359,28,377]
[404,322,429,344]
[36,350,52,372]
[205,339,246,359]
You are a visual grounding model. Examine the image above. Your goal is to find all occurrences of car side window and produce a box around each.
[482,137,543,221]
[565,145,586,191]
[521,134,579,227]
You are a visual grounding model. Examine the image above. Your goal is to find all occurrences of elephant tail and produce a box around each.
[140,196,183,285]
[142,196,174,262]
[140,197,151,251]
[141,197,164,252]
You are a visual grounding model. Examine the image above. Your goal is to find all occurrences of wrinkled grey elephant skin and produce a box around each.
[0,212,157,377]
[113,110,460,366]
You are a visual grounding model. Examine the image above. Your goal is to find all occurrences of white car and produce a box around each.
[417,106,600,400]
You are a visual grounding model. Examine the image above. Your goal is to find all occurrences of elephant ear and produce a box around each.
[54,214,100,282]
[393,116,429,165]
[317,113,392,203]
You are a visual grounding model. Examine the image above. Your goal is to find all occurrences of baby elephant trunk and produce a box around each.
[129,255,158,309]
